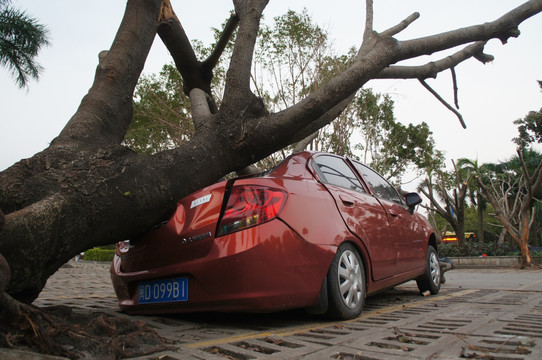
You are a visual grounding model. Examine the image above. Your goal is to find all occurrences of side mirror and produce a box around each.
[405,192,422,214]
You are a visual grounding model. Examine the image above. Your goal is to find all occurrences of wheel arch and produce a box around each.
[341,239,370,292]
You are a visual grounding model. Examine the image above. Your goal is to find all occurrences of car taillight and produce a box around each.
[217,185,287,236]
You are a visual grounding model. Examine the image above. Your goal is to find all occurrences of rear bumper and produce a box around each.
[111,220,336,314]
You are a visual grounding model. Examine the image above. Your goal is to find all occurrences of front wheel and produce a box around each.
[416,245,441,294]
[326,243,366,320]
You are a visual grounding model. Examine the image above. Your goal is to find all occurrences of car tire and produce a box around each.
[326,243,365,320]
[416,245,441,295]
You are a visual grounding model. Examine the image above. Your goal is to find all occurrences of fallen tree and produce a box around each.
[1,0,541,356]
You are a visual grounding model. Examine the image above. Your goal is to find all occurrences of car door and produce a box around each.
[311,154,398,281]
[351,160,425,274]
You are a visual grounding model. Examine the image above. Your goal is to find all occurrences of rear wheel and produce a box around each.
[416,245,441,294]
[326,243,365,320]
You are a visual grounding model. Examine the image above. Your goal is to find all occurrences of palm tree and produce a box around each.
[0,0,49,88]
[457,158,487,243]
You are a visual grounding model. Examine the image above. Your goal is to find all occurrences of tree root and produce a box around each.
[1,304,174,359]
[0,252,172,359]
[519,262,540,270]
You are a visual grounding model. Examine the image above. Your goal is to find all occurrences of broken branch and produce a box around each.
[419,79,466,129]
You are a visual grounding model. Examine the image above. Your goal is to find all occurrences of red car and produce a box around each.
[111,151,440,320]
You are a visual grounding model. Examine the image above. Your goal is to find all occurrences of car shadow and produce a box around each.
[146,286,427,329]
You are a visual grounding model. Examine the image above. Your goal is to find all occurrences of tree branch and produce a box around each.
[158,5,210,95]
[273,94,356,148]
[293,131,319,153]
[451,67,459,109]
[518,149,533,201]
[189,89,212,130]
[380,12,420,37]
[438,172,456,219]
[419,176,448,218]
[52,0,162,148]
[393,0,542,62]
[477,175,521,242]
[222,0,269,111]
[158,3,239,103]
[375,41,490,125]
[203,13,240,70]
[363,0,374,41]
[251,1,542,154]
[419,79,466,128]
[532,157,542,195]
[376,41,491,79]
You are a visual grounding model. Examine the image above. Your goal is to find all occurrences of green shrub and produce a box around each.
[84,248,115,262]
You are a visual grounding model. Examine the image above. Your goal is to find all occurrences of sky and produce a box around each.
[1,1,541,176]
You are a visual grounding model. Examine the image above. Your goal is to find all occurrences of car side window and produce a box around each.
[313,155,365,193]
[352,161,403,204]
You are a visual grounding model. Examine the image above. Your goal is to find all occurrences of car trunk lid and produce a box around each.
[119,180,230,273]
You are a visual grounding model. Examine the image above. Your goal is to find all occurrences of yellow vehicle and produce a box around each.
[442,231,477,243]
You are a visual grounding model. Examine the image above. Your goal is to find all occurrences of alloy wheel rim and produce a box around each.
[429,251,441,287]
[337,250,363,309]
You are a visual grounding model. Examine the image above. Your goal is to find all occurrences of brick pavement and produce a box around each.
[33,261,542,359]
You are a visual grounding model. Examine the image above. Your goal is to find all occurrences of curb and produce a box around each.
[448,256,542,268]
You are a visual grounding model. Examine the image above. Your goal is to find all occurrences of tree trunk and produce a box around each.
[497,228,507,245]
[518,237,534,268]
[476,193,485,243]
[518,210,534,267]
[453,223,466,247]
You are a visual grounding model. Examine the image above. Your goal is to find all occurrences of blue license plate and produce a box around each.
[137,277,188,304]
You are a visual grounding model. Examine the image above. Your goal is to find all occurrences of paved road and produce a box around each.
[408,267,542,291]
[33,261,542,359]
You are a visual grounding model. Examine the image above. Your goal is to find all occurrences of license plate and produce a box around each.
[137,277,188,304]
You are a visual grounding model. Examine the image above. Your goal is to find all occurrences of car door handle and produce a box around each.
[389,210,398,217]
[339,195,354,206]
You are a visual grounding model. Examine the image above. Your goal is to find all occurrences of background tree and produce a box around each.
[476,148,542,267]
[372,118,444,181]
[432,203,502,242]
[475,83,542,264]
[324,87,444,181]
[252,8,335,168]
[1,0,541,355]
[419,161,469,245]
[124,64,194,154]
[0,0,49,88]
[513,80,542,149]
[254,9,330,111]
[457,158,487,243]
[296,49,357,157]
